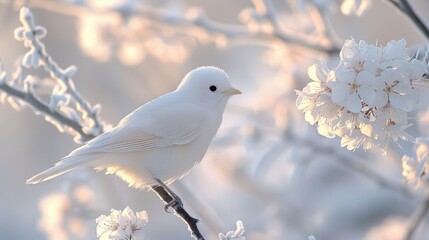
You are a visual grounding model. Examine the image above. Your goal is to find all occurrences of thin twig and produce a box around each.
[251,0,340,54]
[386,0,429,40]
[283,130,413,199]
[34,42,105,136]
[151,185,205,240]
[0,7,105,142]
[0,8,207,240]
[20,9,105,137]
[174,181,224,236]
[0,82,97,140]
[404,193,429,240]
[22,0,340,54]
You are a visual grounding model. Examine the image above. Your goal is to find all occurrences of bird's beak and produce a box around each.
[222,88,242,95]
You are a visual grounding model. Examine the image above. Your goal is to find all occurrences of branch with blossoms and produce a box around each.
[96,207,246,240]
[4,1,429,239]
[297,38,429,239]
[0,7,219,240]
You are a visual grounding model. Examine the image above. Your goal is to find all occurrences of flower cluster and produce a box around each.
[96,207,148,240]
[296,38,428,152]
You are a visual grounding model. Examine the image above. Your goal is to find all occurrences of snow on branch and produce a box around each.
[0,7,107,143]
[25,0,340,65]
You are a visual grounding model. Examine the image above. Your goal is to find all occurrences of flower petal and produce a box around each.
[372,91,388,108]
[308,64,327,82]
[385,106,407,125]
[356,70,375,86]
[358,86,376,104]
[382,39,406,61]
[394,82,412,94]
[380,69,397,85]
[340,39,357,60]
[404,93,418,112]
[373,76,386,91]
[390,93,407,110]
[346,92,362,113]
[331,82,350,105]
[336,68,357,83]
[306,82,325,94]
[409,59,428,80]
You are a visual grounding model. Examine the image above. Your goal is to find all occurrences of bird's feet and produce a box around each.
[154,178,183,213]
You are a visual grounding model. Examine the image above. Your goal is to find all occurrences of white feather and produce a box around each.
[27,66,240,188]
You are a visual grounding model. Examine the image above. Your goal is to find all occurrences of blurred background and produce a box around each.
[0,0,429,239]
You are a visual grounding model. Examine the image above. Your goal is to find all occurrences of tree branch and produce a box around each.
[0,82,97,140]
[386,0,429,40]
[404,193,429,240]
[0,7,207,240]
[251,0,340,54]
[151,185,205,240]
[283,130,413,199]
[23,0,340,54]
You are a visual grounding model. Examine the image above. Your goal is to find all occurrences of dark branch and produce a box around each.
[404,195,429,240]
[387,0,429,40]
[151,185,205,240]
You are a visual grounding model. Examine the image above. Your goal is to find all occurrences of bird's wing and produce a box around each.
[69,104,206,156]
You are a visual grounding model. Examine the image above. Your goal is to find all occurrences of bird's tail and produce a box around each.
[26,155,91,184]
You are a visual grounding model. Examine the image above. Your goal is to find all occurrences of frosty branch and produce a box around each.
[0,81,95,140]
[25,0,340,54]
[151,185,205,240]
[0,7,207,240]
[0,7,105,143]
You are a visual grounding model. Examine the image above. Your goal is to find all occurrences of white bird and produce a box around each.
[27,66,241,190]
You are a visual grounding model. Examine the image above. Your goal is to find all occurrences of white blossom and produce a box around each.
[329,69,375,113]
[297,38,429,152]
[372,69,417,111]
[219,221,245,240]
[96,207,148,240]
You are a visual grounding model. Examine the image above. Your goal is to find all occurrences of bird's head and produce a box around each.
[176,66,241,110]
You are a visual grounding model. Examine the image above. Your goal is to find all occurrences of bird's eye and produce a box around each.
[209,85,217,92]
